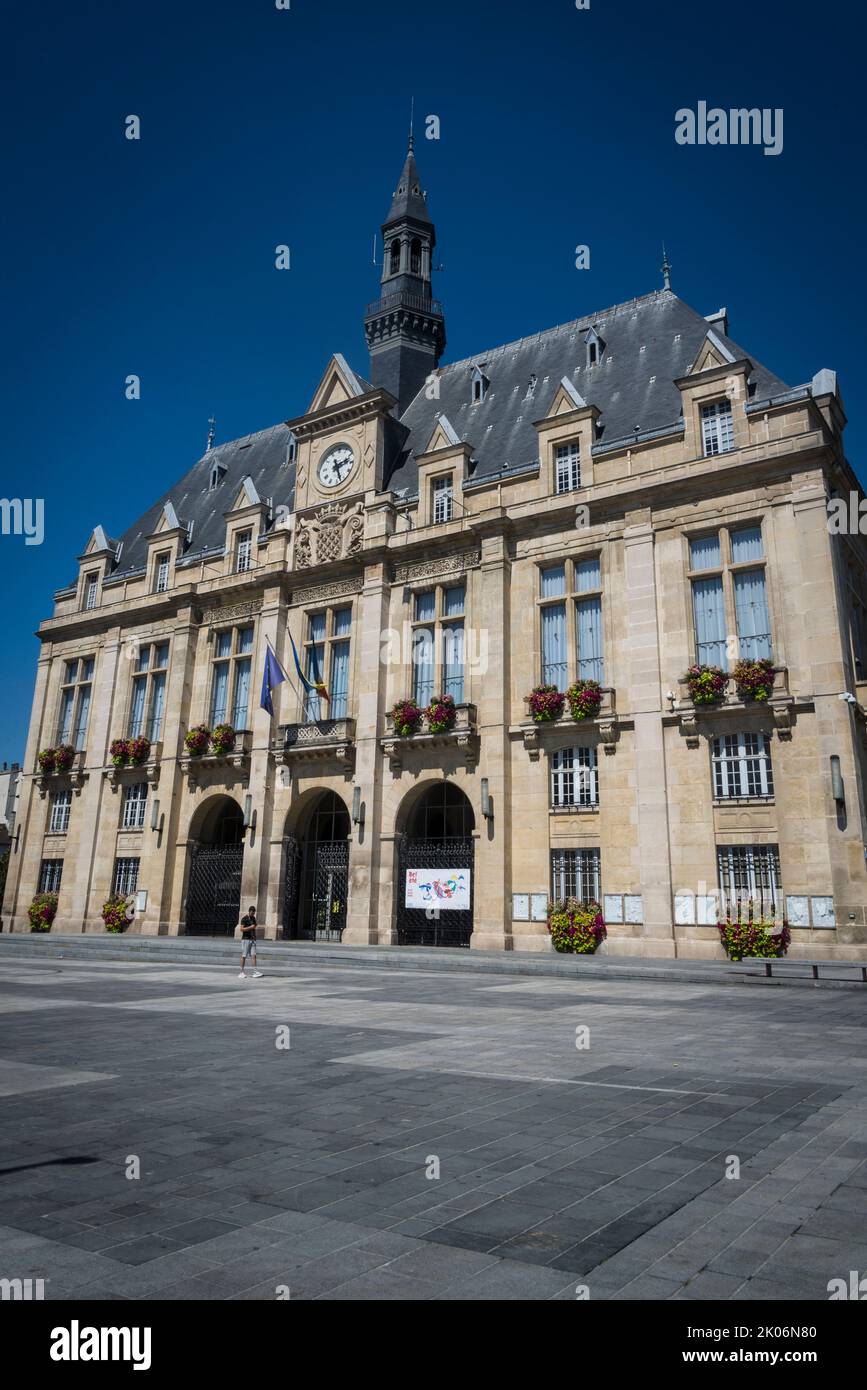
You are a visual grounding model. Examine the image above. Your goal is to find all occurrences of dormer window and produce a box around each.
[209,461,226,491]
[154,552,170,594]
[235,530,253,574]
[586,328,604,369]
[432,474,454,525]
[471,365,489,404]
[286,433,298,466]
[83,574,98,611]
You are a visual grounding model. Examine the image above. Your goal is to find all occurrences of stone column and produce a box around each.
[470,522,510,950]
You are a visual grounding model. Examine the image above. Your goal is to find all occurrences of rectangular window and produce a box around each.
[39,859,64,893]
[555,441,581,494]
[211,626,254,728]
[432,475,454,525]
[154,552,170,593]
[49,790,72,834]
[129,642,170,740]
[551,747,599,808]
[121,783,148,830]
[57,656,95,750]
[712,732,774,799]
[235,530,253,573]
[303,607,353,723]
[717,844,781,916]
[409,587,463,708]
[734,569,772,661]
[539,559,604,688]
[550,848,601,904]
[113,857,140,897]
[692,575,727,667]
[84,574,98,610]
[701,400,734,457]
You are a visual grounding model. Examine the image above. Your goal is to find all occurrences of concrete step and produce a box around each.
[1,931,865,989]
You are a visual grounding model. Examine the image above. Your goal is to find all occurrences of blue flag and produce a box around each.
[260,642,288,716]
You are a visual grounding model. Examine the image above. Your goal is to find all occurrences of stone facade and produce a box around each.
[3,153,867,960]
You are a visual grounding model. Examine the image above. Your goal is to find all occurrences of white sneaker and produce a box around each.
[238,971,247,978]
[251,970,263,978]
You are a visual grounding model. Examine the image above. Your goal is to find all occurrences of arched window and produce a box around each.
[410,238,422,274]
[390,239,401,275]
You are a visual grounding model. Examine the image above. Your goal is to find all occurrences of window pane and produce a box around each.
[412,627,435,705]
[541,603,567,686]
[541,565,566,598]
[701,401,734,456]
[330,641,350,719]
[58,688,74,743]
[304,645,325,722]
[690,535,721,571]
[414,591,436,623]
[73,686,91,751]
[81,658,95,681]
[734,569,772,661]
[154,642,169,668]
[129,677,147,738]
[443,622,464,703]
[332,607,352,639]
[211,662,229,724]
[692,576,727,667]
[232,659,251,729]
[148,672,166,741]
[576,596,604,682]
[308,613,326,644]
[215,631,232,659]
[237,626,254,655]
[731,526,764,564]
[575,558,601,592]
[443,585,465,617]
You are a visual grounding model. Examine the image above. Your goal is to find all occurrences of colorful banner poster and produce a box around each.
[405,868,471,912]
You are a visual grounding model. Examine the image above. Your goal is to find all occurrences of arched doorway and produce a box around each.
[185,797,244,936]
[396,782,475,948]
[282,791,350,941]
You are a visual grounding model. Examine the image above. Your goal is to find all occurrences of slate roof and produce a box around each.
[384,142,433,228]
[100,288,793,584]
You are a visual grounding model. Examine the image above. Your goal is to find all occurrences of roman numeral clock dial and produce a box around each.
[317,443,356,489]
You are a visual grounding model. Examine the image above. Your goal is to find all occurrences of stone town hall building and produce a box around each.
[4,142,867,959]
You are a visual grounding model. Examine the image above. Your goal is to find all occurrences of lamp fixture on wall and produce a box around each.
[352,786,364,826]
[481,778,493,821]
[830,756,845,805]
[150,798,160,832]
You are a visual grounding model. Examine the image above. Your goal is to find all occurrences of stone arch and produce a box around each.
[280,788,351,941]
[392,779,475,947]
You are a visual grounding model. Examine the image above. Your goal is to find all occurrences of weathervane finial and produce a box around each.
[408,96,415,153]
[207,416,216,452]
[661,243,672,291]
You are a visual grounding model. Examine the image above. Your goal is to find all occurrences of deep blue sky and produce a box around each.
[3,0,864,758]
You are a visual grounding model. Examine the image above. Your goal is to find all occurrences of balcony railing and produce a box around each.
[365,292,444,318]
[274,719,356,769]
[381,702,478,772]
[180,729,253,783]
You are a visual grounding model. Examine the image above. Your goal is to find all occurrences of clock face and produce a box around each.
[318,443,356,489]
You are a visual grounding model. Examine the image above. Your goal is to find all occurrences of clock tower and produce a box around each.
[363,138,446,416]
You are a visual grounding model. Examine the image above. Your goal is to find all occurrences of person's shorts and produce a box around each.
[241,936,257,958]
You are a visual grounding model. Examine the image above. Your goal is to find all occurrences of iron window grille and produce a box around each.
[717,844,781,916]
[712,732,774,799]
[39,859,63,893]
[701,400,735,457]
[113,857,140,897]
[550,848,601,904]
[551,746,599,808]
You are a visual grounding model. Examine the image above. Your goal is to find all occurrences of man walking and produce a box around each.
[238,905,263,979]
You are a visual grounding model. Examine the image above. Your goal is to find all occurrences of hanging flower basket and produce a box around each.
[391,699,423,737]
[109,738,130,768]
[683,664,727,705]
[566,680,603,721]
[28,892,58,932]
[733,658,775,703]
[527,685,565,723]
[184,725,211,756]
[102,895,131,933]
[210,724,236,756]
[53,744,76,771]
[718,901,790,961]
[548,899,606,955]
[425,695,457,734]
[37,748,56,773]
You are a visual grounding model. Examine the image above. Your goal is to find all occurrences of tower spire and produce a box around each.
[364,139,446,415]
[408,96,414,153]
[661,244,672,291]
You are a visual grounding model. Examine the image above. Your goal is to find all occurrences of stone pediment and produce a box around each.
[294,500,364,569]
[689,330,737,375]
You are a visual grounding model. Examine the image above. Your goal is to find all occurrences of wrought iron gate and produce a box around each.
[185,844,243,936]
[281,834,301,939]
[304,841,349,941]
[396,836,474,947]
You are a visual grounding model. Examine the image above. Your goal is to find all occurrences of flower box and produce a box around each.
[28,892,58,932]
[683,664,727,705]
[527,685,565,723]
[733,658,776,703]
[391,699,423,737]
[566,679,602,721]
[548,899,606,954]
[425,695,457,734]
[210,724,236,756]
[718,902,790,961]
[184,725,211,756]
[37,748,56,773]
[102,895,131,933]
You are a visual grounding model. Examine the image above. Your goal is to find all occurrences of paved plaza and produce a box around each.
[1,951,866,1301]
